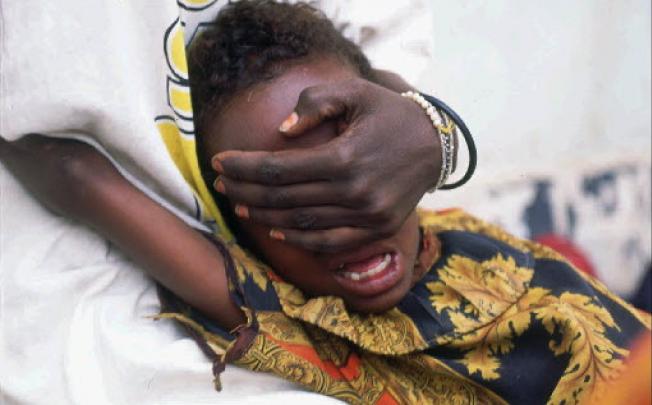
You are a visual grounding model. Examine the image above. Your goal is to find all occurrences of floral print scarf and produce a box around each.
[158,209,650,404]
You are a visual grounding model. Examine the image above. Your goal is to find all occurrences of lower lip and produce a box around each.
[333,253,403,297]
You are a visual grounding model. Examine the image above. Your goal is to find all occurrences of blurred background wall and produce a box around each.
[414,0,651,297]
[421,0,650,179]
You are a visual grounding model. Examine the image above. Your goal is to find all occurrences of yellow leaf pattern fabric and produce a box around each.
[533,292,629,403]
[160,209,651,404]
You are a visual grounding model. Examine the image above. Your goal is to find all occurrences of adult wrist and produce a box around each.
[402,92,477,191]
[371,69,414,93]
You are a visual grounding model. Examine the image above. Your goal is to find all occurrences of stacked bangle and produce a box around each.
[401,91,477,191]
[401,91,455,191]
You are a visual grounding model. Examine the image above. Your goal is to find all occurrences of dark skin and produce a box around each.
[0,67,451,324]
[213,68,447,253]
[206,57,424,313]
[0,63,430,322]
[0,135,246,330]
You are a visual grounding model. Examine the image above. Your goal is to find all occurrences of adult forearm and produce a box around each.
[371,68,415,93]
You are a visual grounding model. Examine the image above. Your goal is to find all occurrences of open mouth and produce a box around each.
[333,252,403,297]
[338,253,392,281]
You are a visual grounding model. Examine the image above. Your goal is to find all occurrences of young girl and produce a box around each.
[1,1,649,404]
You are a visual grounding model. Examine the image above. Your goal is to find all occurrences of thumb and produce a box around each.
[278,84,349,137]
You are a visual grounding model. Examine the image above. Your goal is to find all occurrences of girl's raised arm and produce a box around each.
[0,134,245,330]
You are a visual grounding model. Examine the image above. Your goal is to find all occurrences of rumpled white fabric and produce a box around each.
[0,1,433,404]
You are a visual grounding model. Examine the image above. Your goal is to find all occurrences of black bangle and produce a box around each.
[421,94,477,190]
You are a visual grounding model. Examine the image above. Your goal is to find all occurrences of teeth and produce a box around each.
[341,253,392,282]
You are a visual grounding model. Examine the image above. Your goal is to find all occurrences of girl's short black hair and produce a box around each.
[188,0,372,241]
[188,0,372,131]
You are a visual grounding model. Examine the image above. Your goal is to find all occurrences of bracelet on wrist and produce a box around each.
[400,91,477,191]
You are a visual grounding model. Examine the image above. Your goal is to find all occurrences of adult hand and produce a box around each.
[213,73,444,252]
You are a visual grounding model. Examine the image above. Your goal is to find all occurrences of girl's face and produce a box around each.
[203,57,422,313]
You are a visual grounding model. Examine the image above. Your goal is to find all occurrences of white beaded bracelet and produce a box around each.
[401,91,456,192]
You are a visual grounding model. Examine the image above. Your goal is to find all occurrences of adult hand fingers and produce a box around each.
[213,143,351,186]
[268,193,412,251]
[238,206,364,230]
[271,227,379,253]
[217,176,343,208]
[278,82,354,137]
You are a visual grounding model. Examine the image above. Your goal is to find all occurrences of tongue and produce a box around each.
[342,254,386,274]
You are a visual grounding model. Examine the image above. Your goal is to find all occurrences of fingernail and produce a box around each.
[234,204,249,219]
[212,157,224,173]
[214,178,226,194]
[279,112,298,132]
[214,151,240,172]
[269,229,286,241]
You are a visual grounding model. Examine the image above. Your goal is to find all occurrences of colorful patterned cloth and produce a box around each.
[159,209,651,405]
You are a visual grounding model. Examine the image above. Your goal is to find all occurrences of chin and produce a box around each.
[347,300,400,314]
[344,277,412,314]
